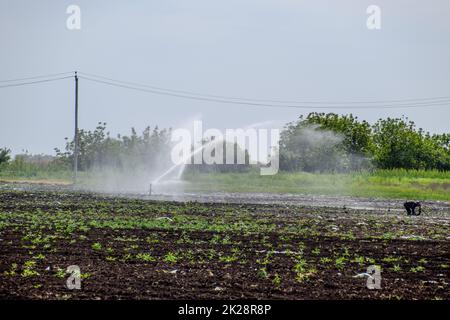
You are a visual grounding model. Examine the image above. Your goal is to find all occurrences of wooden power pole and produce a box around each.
[73,71,79,183]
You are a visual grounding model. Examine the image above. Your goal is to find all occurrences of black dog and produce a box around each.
[404,201,421,216]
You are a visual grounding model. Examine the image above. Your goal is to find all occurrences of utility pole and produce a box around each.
[73,71,79,183]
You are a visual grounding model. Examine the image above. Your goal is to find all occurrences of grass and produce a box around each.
[0,161,73,182]
[183,169,450,201]
[0,164,448,200]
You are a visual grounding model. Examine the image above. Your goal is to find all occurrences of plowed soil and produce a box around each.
[0,189,448,300]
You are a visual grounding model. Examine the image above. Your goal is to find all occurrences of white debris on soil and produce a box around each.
[156,217,173,222]
[353,273,373,279]
[400,235,427,240]
[255,250,301,255]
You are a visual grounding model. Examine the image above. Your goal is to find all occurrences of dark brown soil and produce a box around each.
[0,190,448,300]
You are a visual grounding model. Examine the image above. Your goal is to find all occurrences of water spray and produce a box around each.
[148,120,276,194]
[149,137,223,189]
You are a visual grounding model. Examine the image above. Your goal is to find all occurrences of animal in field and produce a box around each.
[404,201,421,216]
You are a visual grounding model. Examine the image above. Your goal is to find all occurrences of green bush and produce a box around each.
[280,113,449,172]
[372,118,449,170]
[0,148,11,165]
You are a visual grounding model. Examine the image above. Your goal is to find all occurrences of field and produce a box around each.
[1,168,449,200]
[0,186,449,300]
[183,169,450,201]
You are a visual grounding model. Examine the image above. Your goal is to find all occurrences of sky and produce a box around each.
[0,0,449,155]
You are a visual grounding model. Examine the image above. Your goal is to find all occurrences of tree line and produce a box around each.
[1,114,449,173]
[279,113,449,172]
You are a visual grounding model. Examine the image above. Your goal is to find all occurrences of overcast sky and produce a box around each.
[1,0,449,155]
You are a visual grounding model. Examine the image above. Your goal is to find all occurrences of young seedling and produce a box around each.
[164,252,178,263]
[91,242,102,251]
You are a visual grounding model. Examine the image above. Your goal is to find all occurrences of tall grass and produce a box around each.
[366,169,450,180]
[0,159,71,181]
[183,169,450,201]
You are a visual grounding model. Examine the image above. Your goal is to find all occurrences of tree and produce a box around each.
[279,113,374,172]
[302,113,374,156]
[0,148,11,165]
[372,117,450,170]
[55,122,173,172]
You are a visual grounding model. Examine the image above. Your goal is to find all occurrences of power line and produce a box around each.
[79,75,450,110]
[0,72,74,83]
[78,71,450,106]
[0,71,449,109]
[0,76,73,89]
